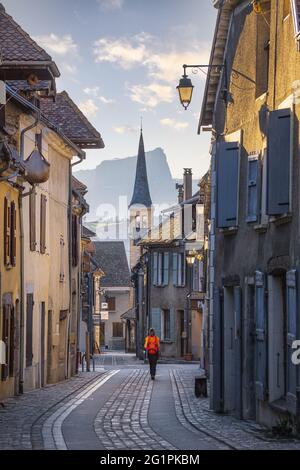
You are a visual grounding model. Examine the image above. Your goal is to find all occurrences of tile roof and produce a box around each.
[93,241,131,287]
[40,91,104,149]
[6,79,52,94]
[0,3,59,79]
[82,225,96,239]
[72,175,87,194]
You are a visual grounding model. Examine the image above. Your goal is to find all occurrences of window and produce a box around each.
[192,259,204,292]
[40,194,47,254]
[107,297,116,311]
[112,322,123,337]
[247,156,259,222]
[173,252,186,287]
[26,294,34,367]
[162,310,171,340]
[153,252,169,286]
[267,109,292,216]
[4,197,17,268]
[29,191,36,251]
[216,142,240,228]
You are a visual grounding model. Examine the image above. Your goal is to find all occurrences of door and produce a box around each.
[179,311,185,356]
[40,303,46,387]
[47,311,52,384]
[100,322,105,347]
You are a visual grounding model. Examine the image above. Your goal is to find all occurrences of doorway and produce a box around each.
[47,311,52,384]
[40,303,46,387]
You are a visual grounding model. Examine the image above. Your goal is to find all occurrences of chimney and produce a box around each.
[176,183,184,204]
[183,168,192,201]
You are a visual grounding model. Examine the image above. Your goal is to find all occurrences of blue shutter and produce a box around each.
[170,308,175,342]
[255,271,268,401]
[216,141,240,228]
[234,286,242,418]
[286,270,297,414]
[212,288,222,412]
[247,157,259,222]
[267,109,292,215]
[182,253,186,287]
[153,252,158,286]
[158,253,163,286]
[163,252,169,286]
[151,308,161,339]
[173,253,178,286]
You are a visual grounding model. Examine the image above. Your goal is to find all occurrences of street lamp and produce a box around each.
[177,63,228,110]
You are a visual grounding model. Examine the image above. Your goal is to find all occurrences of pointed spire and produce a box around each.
[129,127,152,208]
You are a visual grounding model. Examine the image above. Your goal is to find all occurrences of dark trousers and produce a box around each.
[148,353,158,377]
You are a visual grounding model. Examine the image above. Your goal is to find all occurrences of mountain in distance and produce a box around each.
[75,147,177,219]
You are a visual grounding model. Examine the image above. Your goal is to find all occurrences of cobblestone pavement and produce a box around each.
[1,358,300,450]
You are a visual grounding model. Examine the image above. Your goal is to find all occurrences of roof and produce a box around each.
[198,0,240,131]
[93,241,131,287]
[121,308,136,320]
[40,91,104,149]
[82,226,96,239]
[72,175,87,194]
[129,130,152,208]
[0,3,59,81]
[6,79,52,94]
[139,212,182,246]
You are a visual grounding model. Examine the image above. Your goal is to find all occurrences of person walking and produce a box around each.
[144,328,160,380]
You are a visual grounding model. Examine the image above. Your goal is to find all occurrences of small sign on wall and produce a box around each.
[101,311,109,320]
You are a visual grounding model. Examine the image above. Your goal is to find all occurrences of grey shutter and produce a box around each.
[216,141,240,228]
[267,109,292,215]
[255,271,267,401]
[170,308,175,342]
[286,270,297,414]
[181,253,186,287]
[163,252,169,286]
[173,253,178,286]
[193,260,200,291]
[212,288,222,412]
[151,308,161,338]
[158,253,163,286]
[153,252,158,286]
[26,294,34,367]
[247,158,259,222]
[234,286,242,418]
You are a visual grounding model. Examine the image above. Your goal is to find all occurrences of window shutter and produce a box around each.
[151,308,161,338]
[4,197,11,266]
[153,252,158,286]
[234,286,242,418]
[29,192,36,251]
[247,157,259,222]
[216,141,240,228]
[286,269,297,414]
[40,194,47,254]
[158,253,163,286]
[193,260,199,291]
[163,252,169,286]
[26,294,34,367]
[173,253,178,286]
[255,271,268,401]
[170,308,175,342]
[267,109,292,215]
[181,253,186,287]
[10,202,17,267]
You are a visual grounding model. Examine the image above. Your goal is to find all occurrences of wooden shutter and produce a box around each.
[10,202,17,267]
[234,286,242,418]
[158,253,163,286]
[4,197,11,266]
[255,271,268,401]
[108,297,116,311]
[151,308,161,338]
[40,194,47,254]
[163,252,169,286]
[247,157,259,222]
[26,294,34,367]
[216,141,240,228]
[267,109,292,215]
[113,322,123,337]
[286,270,297,414]
[170,308,175,342]
[173,253,178,286]
[153,252,158,286]
[29,192,36,251]
[1,305,9,380]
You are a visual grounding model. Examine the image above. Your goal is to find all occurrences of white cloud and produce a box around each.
[160,118,189,131]
[79,99,99,117]
[97,0,124,10]
[93,34,149,69]
[113,125,137,134]
[129,83,173,108]
[83,86,100,96]
[62,63,78,74]
[99,96,115,104]
[34,33,78,56]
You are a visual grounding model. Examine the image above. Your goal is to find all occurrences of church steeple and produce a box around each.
[129,126,152,208]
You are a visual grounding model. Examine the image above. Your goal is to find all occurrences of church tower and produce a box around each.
[129,125,152,270]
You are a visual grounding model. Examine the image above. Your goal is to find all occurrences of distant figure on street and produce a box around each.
[144,328,160,380]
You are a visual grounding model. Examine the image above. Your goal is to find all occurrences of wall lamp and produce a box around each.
[177,62,229,110]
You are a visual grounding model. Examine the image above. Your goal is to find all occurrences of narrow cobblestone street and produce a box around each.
[1,353,300,451]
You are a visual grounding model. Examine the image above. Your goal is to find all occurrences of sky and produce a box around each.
[2,0,217,178]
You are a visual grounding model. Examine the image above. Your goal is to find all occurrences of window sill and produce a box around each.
[161,340,173,344]
[253,223,268,234]
[270,213,292,226]
[219,226,238,236]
